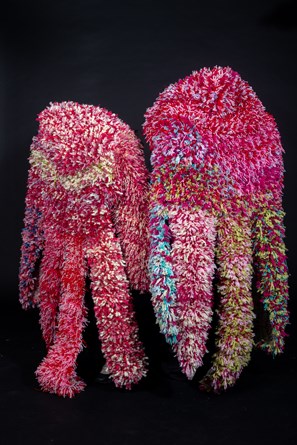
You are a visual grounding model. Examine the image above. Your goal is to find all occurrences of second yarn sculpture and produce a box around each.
[143,66,289,392]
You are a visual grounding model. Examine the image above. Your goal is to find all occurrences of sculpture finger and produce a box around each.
[252,206,289,355]
[87,226,147,389]
[38,234,63,349]
[36,235,87,398]
[200,215,254,392]
[170,209,217,379]
[149,206,179,345]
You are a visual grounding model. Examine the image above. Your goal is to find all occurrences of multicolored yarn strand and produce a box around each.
[19,101,149,397]
[148,206,178,345]
[252,205,289,355]
[200,214,254,391]
[171,208,217,379]
[143,66,289,392]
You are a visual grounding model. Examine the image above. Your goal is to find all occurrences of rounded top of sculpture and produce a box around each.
[34,101,136,176]
[143,66,267,147]
[143,67,283,200]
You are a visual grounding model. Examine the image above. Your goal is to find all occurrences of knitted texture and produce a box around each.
[19,101,149,397]
[143,66,289,392]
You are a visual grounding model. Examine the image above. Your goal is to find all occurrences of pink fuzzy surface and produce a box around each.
[20,102,149,397]
[144,66,289,391]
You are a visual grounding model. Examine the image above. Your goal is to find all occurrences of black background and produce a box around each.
[0,1,296,444]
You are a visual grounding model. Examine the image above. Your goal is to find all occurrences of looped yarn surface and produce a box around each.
[143,66,289,392]
[19,101,149,397]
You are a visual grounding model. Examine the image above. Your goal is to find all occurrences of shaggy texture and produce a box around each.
[19,101,149,397]
[143,66,289,392]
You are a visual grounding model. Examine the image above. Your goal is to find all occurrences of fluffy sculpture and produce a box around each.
[19,101,149,397]
[143,66,289,392]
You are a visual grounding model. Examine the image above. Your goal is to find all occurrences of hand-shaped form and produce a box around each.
[19,102,149,397]
[143,67,289,392]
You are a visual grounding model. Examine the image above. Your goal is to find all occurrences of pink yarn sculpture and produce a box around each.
[19,101,149,397]
[143,66,289,392]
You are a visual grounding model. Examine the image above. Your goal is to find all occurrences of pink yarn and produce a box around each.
[144,66,289,391]
[20,101,149,397]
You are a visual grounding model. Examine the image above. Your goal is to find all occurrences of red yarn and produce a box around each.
[20,102,149,397]
[144,66,289,391]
